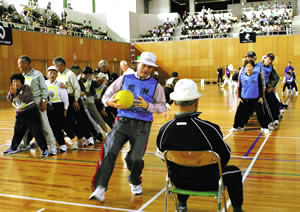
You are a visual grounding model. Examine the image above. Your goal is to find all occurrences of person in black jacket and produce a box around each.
[156,79,244,212]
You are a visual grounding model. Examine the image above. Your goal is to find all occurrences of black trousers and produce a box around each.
[233,98,269,129]
[177,165,243,208]
[164,87,174,105]
[282,83,291,92]
[65,96,91,139]
[291,81,298,91]
[47,102,66,146]
[218,74,223,84]
[95,99,114,129]
[264,91,280,122]
[11,106,47,151]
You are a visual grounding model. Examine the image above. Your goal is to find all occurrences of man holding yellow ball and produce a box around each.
[90,52,166,201]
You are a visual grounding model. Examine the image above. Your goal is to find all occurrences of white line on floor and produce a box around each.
[0,193,136,212]
[222,132,271,212]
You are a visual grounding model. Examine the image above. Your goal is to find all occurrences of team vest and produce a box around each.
[83,78,95,103]
[286,75,293,84]
[47,85,60,103]
[12,96,34,110]
[24,76,33,87]
[118,74,157,122]
[57,74,67,84]
[257,62,272,84]
[240,70,260,99]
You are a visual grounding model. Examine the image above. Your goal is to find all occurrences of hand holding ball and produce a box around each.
[114,90,134,109]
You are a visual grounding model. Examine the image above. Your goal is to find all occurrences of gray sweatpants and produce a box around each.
[94,117,151,189]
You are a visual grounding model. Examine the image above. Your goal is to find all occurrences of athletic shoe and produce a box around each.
[229,127,244,132]
[72,140,79,149]
[49,148,57,156]
[18,144,31,151]
[88,137,94,145]
[89,185,105,202]
[59,144,67,152]
[80,137,88,147]
[296,92,299,96]
[165,103,171,110]
[268,123,275,130]
[3,148,19,155]
[130,184,142,195]
[178,206,188,212]
[261,128,270,134]
[40,149,49,157]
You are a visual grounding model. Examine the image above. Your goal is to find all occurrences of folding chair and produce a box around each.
[164,150,227,212]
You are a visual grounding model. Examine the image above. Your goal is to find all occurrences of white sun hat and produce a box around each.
[170,79,202,101]
[47,66,58,72]
[135,52,158,67]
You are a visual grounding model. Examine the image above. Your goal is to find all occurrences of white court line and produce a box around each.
[0,193,136,212]
[0,128,13,130]
[136,187,166,212]
[222,132,271,212]
[36,208,45,212]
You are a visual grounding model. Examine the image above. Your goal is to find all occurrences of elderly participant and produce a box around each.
[157,79,244,212]
[89,52,166,201]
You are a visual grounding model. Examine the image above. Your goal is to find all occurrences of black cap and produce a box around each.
[82,66,93,74]
[171,72,178,77]
[266,53,275,61]
[247,51,256,57]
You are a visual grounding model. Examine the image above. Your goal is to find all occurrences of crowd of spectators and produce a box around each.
[0,3,112,41]
[240,1,293,35]
[181,7,237,39]
[140,18,178,41]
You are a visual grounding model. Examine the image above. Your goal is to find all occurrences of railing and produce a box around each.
[0,21,117,42]
[131,29,299,43]
[241,6,293,13]
[189,9,233,15]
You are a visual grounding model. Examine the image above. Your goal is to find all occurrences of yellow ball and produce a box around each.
[115,90,134,109]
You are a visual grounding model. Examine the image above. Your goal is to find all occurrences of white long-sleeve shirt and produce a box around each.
[57,68,81,101]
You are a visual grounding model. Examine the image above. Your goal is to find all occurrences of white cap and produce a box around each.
[47,66,58,72]
[170,79,201,101]
[135,52,158,67]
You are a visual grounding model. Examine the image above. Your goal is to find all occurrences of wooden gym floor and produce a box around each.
[0,84,299,212]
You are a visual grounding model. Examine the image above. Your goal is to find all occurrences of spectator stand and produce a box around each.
[0,3,112,41]
[240,1,294,36]
[139,17,179,42]
[180,9,237,40]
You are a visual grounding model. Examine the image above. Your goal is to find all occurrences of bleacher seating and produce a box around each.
[240,1,293,35]
[0,3,112,41]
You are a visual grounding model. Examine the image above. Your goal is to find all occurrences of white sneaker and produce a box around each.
[89,185,105,202]
[296,92,299,96]
[261,128,270,134]
[88,137,94,145]
[268,123,275,130]
[165,103,171,110]
[49,147,57,156]
[130,184,142,195]
[59,144,67,152]
[72,141,79,149]
[229,127,244,132]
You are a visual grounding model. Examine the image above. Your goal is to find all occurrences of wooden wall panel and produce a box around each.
[136,35,300,81]
[0,30,130,96]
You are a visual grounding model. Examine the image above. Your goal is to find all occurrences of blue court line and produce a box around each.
[244,132,263,157]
